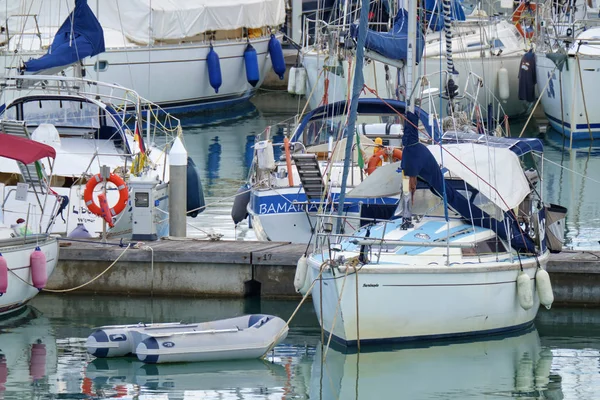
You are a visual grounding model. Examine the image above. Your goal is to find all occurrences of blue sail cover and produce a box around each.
[401,112,536,253]
[24,0,105,73]
[350,8,424,63]
[425,0,466,32]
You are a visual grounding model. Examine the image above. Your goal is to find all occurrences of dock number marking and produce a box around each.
[262,253,272,261]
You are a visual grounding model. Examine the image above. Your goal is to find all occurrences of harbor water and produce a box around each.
[0,293,598,399]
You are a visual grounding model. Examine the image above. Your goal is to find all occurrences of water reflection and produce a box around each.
[309,328,562,400]
[0,307,57,398]
[542,128,600,250]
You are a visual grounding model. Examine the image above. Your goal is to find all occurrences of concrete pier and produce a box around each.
[49,239,600,305]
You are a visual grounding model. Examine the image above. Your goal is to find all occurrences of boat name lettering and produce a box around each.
[415,233,430,240]
[258,202,320,215]
[109,334,126,341]
[162,341,175,348]
[362,283,379,287]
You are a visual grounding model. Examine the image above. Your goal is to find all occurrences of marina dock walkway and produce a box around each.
[50,238,600,305]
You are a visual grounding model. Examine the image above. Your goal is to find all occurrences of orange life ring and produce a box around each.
[513,2,537,39]
[84,173,129,219]
[365,148,402,175]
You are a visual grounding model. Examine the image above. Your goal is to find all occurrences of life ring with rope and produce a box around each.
[83,173,129,222]
[365,148,402,175]
[513,2,538,39]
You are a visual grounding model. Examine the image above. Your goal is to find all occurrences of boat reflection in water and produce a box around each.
[310,328,563,399]
[85,357,289,397]
[0,307,57,397]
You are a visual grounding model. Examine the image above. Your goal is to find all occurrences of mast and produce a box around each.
[336,0,369,229]
[406,0,417,114]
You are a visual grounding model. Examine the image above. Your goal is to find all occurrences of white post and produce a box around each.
[292,0,302,44]
[169,137,187,237]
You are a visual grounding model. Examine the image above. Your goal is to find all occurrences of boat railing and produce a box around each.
[312,213,475,262]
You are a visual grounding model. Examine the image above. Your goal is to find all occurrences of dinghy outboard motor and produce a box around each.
[187,157,205,218]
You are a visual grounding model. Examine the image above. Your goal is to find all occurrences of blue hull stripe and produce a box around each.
[324,320,536,348]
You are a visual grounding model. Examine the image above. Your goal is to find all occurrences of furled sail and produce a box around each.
[350,8,425,63]
[23,0,105,73]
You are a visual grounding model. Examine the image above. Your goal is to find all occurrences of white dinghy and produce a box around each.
[86,314,288,364]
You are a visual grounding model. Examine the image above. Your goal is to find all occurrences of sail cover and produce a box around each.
[23,0,105,73]
[350,8,425,63]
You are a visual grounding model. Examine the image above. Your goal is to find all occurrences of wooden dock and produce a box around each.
[49,238,600,305]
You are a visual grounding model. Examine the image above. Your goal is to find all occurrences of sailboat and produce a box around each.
[0,0,286,112]
[293,0,567,345]
[535,0,600,142]
[0,136,60,315]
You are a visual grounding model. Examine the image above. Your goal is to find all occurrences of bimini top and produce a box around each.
[441,131,544,156]
[291,98,440,143]
[0,134,56,163]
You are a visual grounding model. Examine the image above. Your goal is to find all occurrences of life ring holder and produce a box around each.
[84,173,129,218]
[365,148,402,175]
[513,2,538,39]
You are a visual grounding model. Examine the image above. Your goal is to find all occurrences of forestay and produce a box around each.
[427,143,530,212]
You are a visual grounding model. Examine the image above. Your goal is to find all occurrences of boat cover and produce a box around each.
[440,131,543,156]
[23,0,105,73]
[350,8,424,63]
[401,111,535,253]
[0,133,56,162]
[98,0,285,44]
[427,143,530,212]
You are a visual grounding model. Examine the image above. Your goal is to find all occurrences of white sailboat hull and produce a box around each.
[306,252,547,345]
[536,44,600,141]
[1,37,276,112]
[0,236,58,315]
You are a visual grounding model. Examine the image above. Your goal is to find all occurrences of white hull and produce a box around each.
[0,236,58,315]
[2,37,276,112]
[306,253,546,345]
[536,36,600,140]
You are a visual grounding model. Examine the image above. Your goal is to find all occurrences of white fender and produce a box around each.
[295,67,307,95]
[517,271,534,310]
[536,268,554,309]
[293,255,308,293]
[498,67,510,101]
[287,67,297,95]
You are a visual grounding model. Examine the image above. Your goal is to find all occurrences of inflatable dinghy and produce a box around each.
[86,314,288,364]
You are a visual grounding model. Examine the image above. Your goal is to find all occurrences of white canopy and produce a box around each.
[2,0,285,45]
[427,143,530,212]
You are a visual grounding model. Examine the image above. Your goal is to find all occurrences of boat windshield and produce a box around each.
[4,99,100,129]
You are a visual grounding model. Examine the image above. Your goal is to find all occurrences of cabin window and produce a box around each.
[21,100,99,128]
[94,60,108,72]
[462,238,507,256]
[3,106,17,120]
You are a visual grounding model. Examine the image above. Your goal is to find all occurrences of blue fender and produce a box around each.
[207,46,222,93]
[244,43,260,87]
[268,34,286,80]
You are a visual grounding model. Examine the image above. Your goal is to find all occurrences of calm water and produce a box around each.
[184,91,600,250]
[0,294,598,399]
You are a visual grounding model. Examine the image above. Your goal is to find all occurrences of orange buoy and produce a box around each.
[0,253,7,295]
[30,247,47,290]
[84,173,129,219]
[365,148,402,175]
[513,2,538,39]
